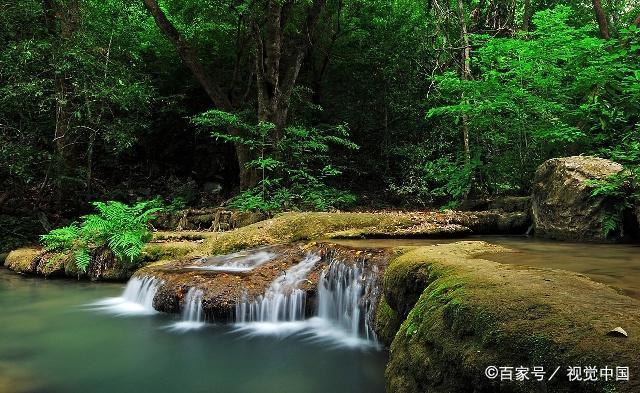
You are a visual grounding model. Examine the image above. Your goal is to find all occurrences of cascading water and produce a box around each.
[89,276,162,316]
[317,260,379,342]
[186,246,276,273]
[169,287,206,332]
[234,252,381,348]
[235,253,321,324]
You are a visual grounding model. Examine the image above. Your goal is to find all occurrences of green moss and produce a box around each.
[4,248,40,273]
[197,212,416,256]
[40,252,67,276]
[375,296,403,345]
[379,242,640,393]
[141,241,197,262]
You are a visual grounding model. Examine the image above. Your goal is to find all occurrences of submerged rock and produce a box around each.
[532,156,625,242]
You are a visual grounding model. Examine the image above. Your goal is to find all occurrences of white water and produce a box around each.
[89,276,161,316]
[170,287,206,332]
[235,253,320,323]
[186,247,276,273]
[234,254,380,349]
[318,261,378,342]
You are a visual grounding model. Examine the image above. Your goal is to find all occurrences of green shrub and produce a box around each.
[193,110,358,211]
[40,200,163,272]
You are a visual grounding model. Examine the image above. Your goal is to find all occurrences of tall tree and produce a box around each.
[592,0,611,39]
[457,0,471,165]
[143,0,328,188]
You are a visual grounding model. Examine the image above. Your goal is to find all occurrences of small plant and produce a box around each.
[587,168,638,237]
[40,200,163,272]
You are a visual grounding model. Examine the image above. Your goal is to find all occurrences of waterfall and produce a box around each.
[170,287,206,332]
[235,253,320,323]
[317,261,379,342]
[89,276,161,316]
[234,252,380,348]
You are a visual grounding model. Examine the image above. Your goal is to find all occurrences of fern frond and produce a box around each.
[75,248,91,272]
[40,199,160,271]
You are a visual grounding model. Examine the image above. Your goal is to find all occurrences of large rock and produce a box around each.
[532,156,624,242]
[378,242,640,393]
[137,243,390,321]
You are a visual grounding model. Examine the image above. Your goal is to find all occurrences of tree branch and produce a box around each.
[142,0,232,110]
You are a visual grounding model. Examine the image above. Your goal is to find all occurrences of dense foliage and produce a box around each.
[1,0,639,245]
[41,200,162,271]
[193,110,357,210]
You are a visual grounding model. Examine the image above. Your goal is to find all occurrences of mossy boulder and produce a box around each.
[3,234,201,281]
[378,242,640,393]
[532,156,625,242]
[4,248,41,274]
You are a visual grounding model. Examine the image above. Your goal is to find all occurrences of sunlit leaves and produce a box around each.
[40,200,162,272]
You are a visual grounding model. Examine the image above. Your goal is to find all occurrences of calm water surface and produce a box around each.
[0,269,387,393]
[334,236,640,299]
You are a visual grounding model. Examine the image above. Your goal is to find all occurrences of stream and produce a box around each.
[3,235,640,392]
[0,269,386,393]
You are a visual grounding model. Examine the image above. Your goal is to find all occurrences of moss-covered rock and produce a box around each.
[141,240,200,262]
[3,235,201,281]
[379,242,640,393]
[4,210,529,280]
[4,248,40,274]
[195,211,529,257]
[374,295,404,346]
[532,156,625,242]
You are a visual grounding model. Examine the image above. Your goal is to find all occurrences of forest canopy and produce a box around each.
[1,0,639,247]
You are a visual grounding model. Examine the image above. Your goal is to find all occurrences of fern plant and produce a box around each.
[40,200,163,272]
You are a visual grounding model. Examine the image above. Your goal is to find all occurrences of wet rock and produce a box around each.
[139,243,391,322]
[5,248,42,275]
[85,245,133,281]
[532,156,624,242]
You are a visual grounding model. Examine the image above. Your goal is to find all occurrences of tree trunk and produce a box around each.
[49,0,80,204]
[458,0,471,166]
[523,0,533,31]
[592,0,611,39]
[143,0,326,190]
[634,13,640,27]
[252,0,327,156]
[235,140,260,190]
[142,0,260,188]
